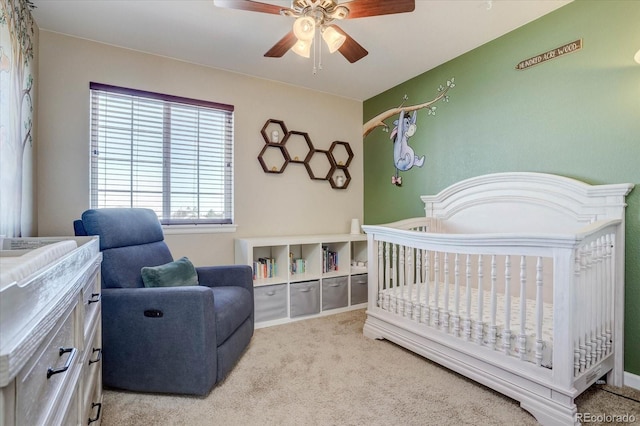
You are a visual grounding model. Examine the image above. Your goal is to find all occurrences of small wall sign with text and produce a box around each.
[516,39,582,70]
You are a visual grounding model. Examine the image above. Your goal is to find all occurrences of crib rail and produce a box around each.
[362,218,620,379]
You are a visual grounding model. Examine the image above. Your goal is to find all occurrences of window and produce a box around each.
[89,82,234,225]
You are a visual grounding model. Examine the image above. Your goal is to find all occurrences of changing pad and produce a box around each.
[0,240,78,290]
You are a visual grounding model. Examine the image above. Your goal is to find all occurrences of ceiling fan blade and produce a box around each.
[213,0,285,15]
[340,0,415,19]
[264,31,297,58]
[330,25,368,63]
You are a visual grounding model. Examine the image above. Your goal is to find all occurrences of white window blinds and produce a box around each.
[89,83,234,225]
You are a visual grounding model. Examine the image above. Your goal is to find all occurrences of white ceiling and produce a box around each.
[31,0,572,101]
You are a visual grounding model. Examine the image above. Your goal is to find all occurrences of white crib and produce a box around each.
[361,172,634,426]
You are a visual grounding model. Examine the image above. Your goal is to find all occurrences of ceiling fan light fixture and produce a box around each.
[214,0,417,65]
[322,26,346,53]
[292,39,312,58]
[293,16,315,41]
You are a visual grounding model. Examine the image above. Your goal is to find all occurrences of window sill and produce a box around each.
[162,224,237,235]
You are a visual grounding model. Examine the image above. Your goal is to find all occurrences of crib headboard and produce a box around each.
[421,172,634,234]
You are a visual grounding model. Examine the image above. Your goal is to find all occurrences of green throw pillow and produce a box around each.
[141,257,199,288]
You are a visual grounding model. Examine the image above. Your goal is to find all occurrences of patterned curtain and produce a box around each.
[0,0,35,237]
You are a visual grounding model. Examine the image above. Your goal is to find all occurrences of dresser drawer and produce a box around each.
[81,323,102,424]
[59,382,80,426]
[16,305,78,426]
[82,270,101,341]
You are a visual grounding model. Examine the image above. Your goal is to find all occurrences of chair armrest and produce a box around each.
[196,265,253,294]
[100,286,218,395]
[102,286,215,319]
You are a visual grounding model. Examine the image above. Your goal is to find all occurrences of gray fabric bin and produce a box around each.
[322,276,348,310]
[254,283,287,322]
[350,274,368,305]
[290,280,320,318]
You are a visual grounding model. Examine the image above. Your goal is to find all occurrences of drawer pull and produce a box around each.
[47,347,77,379]
[88,293,101,304]
[298,288,311,293]
[88,402,102,424]
[329,283,341,287]
[88,347,102,365]
[265,291,276,296]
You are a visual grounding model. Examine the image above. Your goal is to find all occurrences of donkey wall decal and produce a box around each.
[390,110,424,186]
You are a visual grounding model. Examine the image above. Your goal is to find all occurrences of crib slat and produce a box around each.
[489,255,497,350]
[596,236,607,360]
[453,253,461,337]
[443,253,450,331]
[592,241,599,365]
[605,234,613,355]
[433,252,440,327]
[535,257,544,366]
[503,255,512,356]
[585,244,594,369]
[399,245,406,316]
[464,254,472,341]
[519,256,527,361]
[596,238,603,362]
[392,244,398,314]
[600,236,609,358]
[591,241,599,365]
[423,250,431,325]
[476,255,484,345]
[579,245,588,372]
[415,248,422,323]
[406,246,415,320]
[385,242,391,311]
[377,242,384,309]
[574,250,583,376]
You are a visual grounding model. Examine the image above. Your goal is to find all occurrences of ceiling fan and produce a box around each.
[213,0,416,63]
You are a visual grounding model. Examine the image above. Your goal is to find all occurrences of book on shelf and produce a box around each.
[322,246,338,273]
[289,252,306,275]
[253,257,277,280]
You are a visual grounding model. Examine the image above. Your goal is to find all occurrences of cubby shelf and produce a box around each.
[235,233,368,328]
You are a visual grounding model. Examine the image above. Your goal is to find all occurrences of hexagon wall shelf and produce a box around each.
[257,119,353,189]
[305,149,333,181]
[258,144,289,174]
[283,131,314,164]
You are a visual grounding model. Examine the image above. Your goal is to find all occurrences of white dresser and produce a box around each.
[0,236,103,425]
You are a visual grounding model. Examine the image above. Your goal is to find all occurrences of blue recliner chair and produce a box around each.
[74,208,254,396]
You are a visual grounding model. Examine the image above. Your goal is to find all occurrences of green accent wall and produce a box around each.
[363,0,640,376]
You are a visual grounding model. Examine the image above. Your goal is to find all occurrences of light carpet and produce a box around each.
[101,309,640,425]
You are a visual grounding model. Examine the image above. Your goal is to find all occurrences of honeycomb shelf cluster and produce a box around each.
[258,119,353,189]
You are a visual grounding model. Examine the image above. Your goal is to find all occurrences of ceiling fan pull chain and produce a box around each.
[313,28,318,74]
[318,30,323,72]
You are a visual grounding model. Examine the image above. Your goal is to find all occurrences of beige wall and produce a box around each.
[37,31,363,266]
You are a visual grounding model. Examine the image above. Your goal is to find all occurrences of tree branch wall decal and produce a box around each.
[363,78,454,187]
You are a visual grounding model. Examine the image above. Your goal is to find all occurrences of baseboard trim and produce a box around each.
[624,371,640,390]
